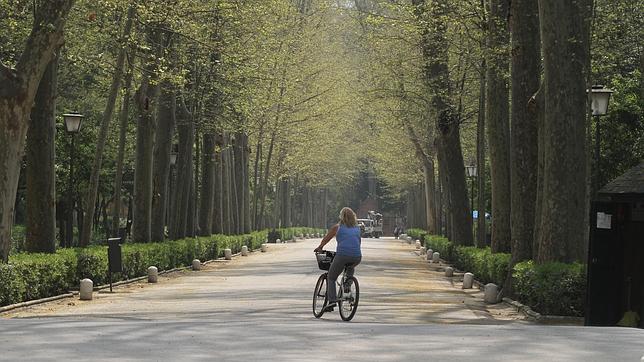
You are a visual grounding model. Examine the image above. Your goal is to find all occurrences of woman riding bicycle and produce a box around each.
[314,207,362,312]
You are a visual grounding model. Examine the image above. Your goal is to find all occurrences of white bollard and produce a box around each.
[432,252,440,263]
[276,238,281,243]
[224,248,232,260]
[291,237,296,243]
[420,246,426,255]
[463,272,474,289]
[261,243,268,252]
[484,283,499,304]
[79,279,93,300]
[192,259,202,271]
[415,240,421,250]
[426,249,433,261]
[147,266,158,283]
[445,266,454,277]
[241,246,249,256]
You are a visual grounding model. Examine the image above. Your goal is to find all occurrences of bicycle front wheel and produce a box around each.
[312,273,328,318]
[338,276,359,321]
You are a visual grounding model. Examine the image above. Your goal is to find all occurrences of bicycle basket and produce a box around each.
[316,251,335,271]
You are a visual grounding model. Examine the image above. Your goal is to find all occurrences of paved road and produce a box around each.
[1,237,643,361]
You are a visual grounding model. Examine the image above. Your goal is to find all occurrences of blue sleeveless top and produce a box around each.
[336,224,361,257]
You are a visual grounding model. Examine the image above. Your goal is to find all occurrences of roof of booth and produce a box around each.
[599,161,644,195]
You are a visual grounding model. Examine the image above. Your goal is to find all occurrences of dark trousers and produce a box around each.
[327,254,361,302]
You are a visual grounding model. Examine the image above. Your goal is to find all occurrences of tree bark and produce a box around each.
[199,133,215,236]
[0,0,75,262]
[169,98,195,239]
[486,0,511,253]
[535,0,591,263]
[241,133,251,233]
[132,28,162,243]
[258,131,276,230]
[212,133,223,233]
[25,54,58,253]
[80,5,135,247]
[509,0,540,264]
[150,80,176,241]
[414,0,473,245]
[111,65,134,237]
[476,59,487,248]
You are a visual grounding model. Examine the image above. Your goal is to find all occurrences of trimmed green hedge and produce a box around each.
[406,228,585,316]
[0,227,322,307]
[513,260,586,317]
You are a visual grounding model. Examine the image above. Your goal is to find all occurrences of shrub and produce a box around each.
[513,261,586,317]
[0,227,322,307]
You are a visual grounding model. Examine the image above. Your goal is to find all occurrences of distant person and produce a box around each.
[393,225,400,239]
[314,207,362,312]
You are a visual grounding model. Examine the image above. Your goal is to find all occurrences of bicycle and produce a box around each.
[313,250,360,321]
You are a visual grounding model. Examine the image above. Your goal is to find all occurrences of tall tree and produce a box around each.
[0,0,75,262]
[132,27,162,243]
[486,0,511,253]
[25,54,59,253]
[80,5,136,246]
[535,0,592,263]
[414,0,473,245]
[508,0,540,266]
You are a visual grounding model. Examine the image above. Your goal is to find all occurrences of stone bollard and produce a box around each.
[415,240,421,250]
[426,249,433,261]
[484,283,499,304]
[147,266,158,283]
[79,279,93,300]
[224,248,232,260]
[463,272,474,289]
[291,237,296,243]
[420,246,426,255]
[241,246,249,256]
[445,266,454,277]
[276,238,282,243]
[261,243,268,252]
[192,259,202,271]
[432,252,440,263]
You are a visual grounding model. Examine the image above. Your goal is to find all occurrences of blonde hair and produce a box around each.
[339,207,357,227]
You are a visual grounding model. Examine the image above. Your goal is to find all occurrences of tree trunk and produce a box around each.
[199,133,215,236]
[486,0,511,253]
[221,135,232,234]
[111,65,134,237]
[0,0,75,262]
[212,133,223,234]
[240,133,251,233]
[509,0,540,263]
[535,0,591,263]
[150,80,175,241]
[169,98,194,239]
[252,132,263,229]
[80,5,135,247]
[259,131,276,230]
[25,54,58,253]
[414,0,473,245]
[132,28,162,243]
[476,59,487,248]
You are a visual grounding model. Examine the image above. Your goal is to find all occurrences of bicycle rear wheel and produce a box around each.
[312,273,328,318]
[338,276,359,321]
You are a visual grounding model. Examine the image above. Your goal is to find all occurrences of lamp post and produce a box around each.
[589,85,613,192]
[465,164,477,220]
[167,144,179,227]
[63,113,84,247]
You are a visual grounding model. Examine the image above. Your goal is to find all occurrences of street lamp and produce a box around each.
[465,164,477,225]
[588,85,614,191]
[62,113,84,247]
[169,144,178,166]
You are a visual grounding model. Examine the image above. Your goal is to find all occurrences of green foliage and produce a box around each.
[453,246,510,286]
[0,227,322,307]
[513,261,586,317]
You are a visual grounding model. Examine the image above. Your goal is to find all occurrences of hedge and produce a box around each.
[513,260,586,317]
[406,228,585,316]
[0,227,323,307]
